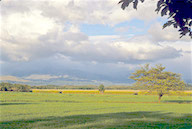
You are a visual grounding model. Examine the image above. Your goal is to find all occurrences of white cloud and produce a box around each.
[34,28,182,63]
[0,8,59,61]
[1,10,55,42]
[68,24,80,33]
[0,0,169,62]
[1,24,182,63]
[24,74,88,81]
[148,23,191,42]
[1,0,158,25]
[159,41,192,52]
[24,74,62,80]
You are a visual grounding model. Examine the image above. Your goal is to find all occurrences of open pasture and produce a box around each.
[0,92,192,129]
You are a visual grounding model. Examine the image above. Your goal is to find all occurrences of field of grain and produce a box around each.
[0,91,192,129]
[32,89,192,96]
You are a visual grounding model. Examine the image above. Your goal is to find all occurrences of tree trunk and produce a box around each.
[158,94,163,103]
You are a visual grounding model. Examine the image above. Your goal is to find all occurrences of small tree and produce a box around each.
[98,84,105,93]
[130,64,185,103]
[16,85,31,92]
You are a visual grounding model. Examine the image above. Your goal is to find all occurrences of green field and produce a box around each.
[0,92,192,129]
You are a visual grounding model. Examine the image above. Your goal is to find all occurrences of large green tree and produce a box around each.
[130,64,185,103]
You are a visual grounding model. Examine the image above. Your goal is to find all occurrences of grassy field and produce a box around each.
[0,92,192,129]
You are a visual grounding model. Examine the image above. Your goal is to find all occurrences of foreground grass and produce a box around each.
[0,92,192,128]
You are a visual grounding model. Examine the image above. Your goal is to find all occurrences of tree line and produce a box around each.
[0,81,191,92]
[0,82,31,92]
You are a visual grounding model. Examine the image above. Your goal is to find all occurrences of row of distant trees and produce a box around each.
[0,82,105,93]
[0,82,31,92]
[31,85,98,90]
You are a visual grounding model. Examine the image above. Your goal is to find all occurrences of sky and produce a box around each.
[0,0,191,85]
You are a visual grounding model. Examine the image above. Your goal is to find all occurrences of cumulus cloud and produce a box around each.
[0,0,171,63]
[1,28,182,63]
[1,20,182,63]
[0,7,58,61]
[58,39,181,63]
[148,23,191,42]
[0,0,191,83]
[1,0,158,25]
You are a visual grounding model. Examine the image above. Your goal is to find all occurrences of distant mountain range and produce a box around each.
[0,75,133,86]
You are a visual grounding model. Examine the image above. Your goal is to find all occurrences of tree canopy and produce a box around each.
[130,64,185,102]
[119,0,192,38]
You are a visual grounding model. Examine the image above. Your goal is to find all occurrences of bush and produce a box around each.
[1,86,8,91]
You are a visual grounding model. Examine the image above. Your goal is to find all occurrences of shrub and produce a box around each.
[0,86,8,91]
